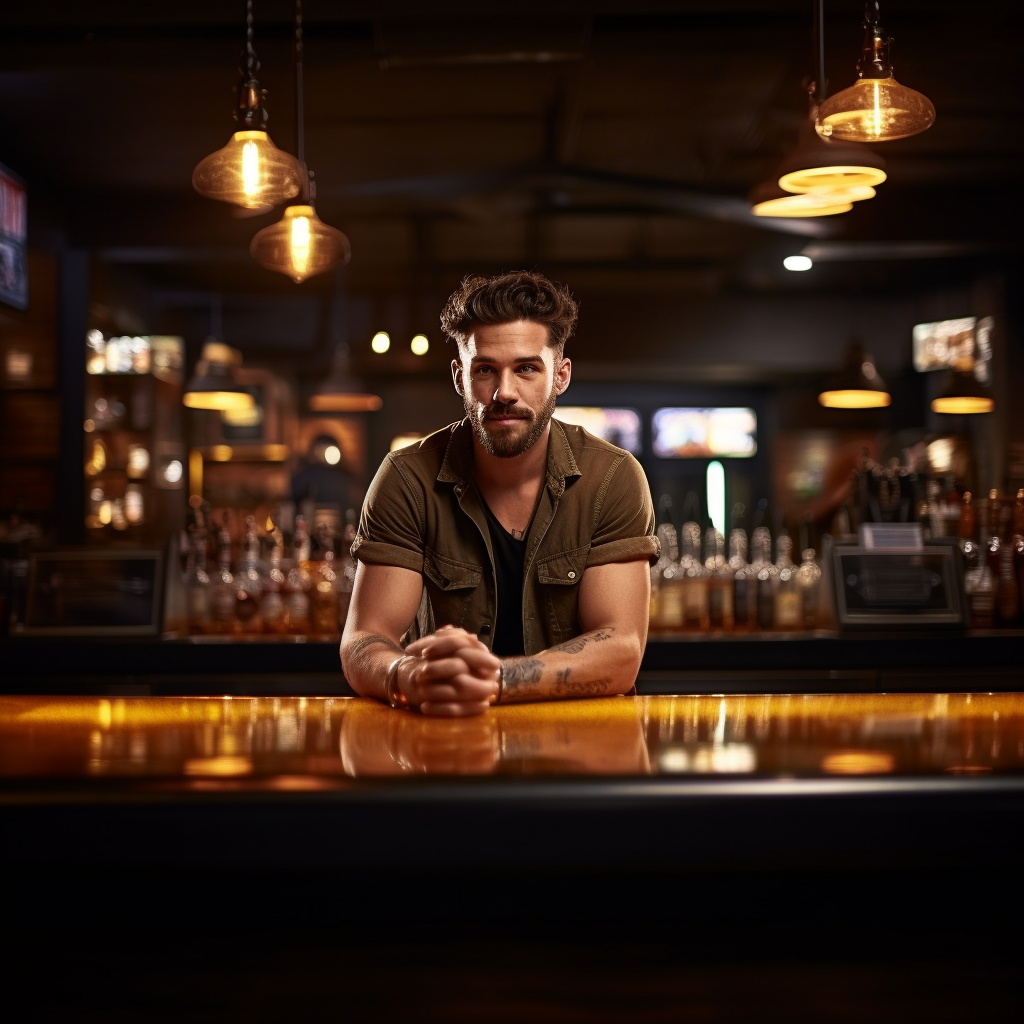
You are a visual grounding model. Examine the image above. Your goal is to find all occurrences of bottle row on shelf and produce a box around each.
[960,488,1024,629]
[649,518,830,634]
[180,500,356,639]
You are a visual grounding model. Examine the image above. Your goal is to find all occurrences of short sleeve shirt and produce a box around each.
[351,418,659,655]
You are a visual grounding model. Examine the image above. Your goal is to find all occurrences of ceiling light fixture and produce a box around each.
[783,255,813,271]
[816,1,935,142]
[371,332,391,354]
[749,2,884,219]
[308,343,382,413]
[930,370,994,415]
[250,1,350,283]
[192,0,304,209]
[818,341,891,408]
[183,340,256,412]
[410,334,430,356]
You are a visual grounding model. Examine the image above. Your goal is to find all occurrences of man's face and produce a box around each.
[452,320,571,459]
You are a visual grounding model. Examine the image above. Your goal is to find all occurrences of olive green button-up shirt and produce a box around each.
[352,417,659,654]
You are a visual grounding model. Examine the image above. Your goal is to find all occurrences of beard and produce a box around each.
[466,387,558,458]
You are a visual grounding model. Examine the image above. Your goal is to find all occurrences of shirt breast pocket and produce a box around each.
[536,545,588,639]
[423,548,482,629]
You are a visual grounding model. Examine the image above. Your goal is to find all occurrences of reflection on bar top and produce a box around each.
[0,693,1022,784]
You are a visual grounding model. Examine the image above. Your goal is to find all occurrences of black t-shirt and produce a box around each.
[482,501,527,656]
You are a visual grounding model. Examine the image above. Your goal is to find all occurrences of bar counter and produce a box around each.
[4,692,1022,1018]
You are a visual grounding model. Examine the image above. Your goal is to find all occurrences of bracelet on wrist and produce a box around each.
[495,662,505,705]
[384,654,414,710]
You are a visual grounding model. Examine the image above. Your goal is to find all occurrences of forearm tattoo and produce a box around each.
[499,657,545,699]
[347,633,402,673]
[548,628,615,655]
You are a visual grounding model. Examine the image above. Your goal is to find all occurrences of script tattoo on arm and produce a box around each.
[500,657,545,699]
[548,628,616,656]
[552,668,612,697]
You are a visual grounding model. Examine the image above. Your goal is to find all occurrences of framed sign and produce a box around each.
[831,543,966,628]
[0,162,27,311]
[23,549,165,636]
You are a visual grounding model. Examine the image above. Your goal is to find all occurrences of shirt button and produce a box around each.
[567,571,576,579]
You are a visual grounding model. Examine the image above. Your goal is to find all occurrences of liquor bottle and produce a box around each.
[750,526,778,630]
[985,489,1001,578]
[728,513,751,631]
[234,514,264,635]
[679,520,709,631]
[705,527,733,630]
[284,514,312,635]
[184,522,211,635]
[957,491,976,553]
[335,508,358,630]
[994,497,1020,626]
[795,548,823,629]
[649,512,680,632]
[309,520,340,636]
[1014,489,1024,619]
[207,513,237,634]
[773,532,801,630]
[963,503,994,629]
[260,514,289,635]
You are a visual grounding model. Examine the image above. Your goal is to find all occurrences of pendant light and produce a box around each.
[192,1,304,210]
[250,1,351,283]
[308,343,382,413]
[931,371,994,415]
[816,1,935,143]
[818,342,891,408]
[183,341,256,412]
[749,3,884,218]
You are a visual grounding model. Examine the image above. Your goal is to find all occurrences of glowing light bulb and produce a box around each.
[290,212,312,279]
[242,139,260,197]
[324,445,341,466]
[783,255,813,272]
[371,332,391,354]
[410,334,429,356]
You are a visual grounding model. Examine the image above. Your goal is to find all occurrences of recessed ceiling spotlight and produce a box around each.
[783,255,813,272]
[371,331,391,354]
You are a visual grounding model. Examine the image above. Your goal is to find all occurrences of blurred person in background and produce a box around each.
[341,270,659,716]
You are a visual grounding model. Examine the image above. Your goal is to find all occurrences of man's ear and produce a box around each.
[451,358,464,395]
[554,356,571,395]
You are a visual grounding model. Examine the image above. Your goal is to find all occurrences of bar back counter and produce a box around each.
[2,632,1022,1020]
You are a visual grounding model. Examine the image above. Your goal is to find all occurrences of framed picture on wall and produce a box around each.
[0,162,28,311]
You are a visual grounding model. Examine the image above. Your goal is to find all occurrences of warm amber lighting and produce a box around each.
[371,331,391,353]
[821,750,896,774]
[183,341,256,412]
[817,77,935,142]
[250,204,351,283]
[308,343,382,412]
[192,130,303,209]
[819,343,891,409]
[210,445,233,462]
[390,433,424,451]
[816,4,935,143]
[819,388,892,409]
[931,395,993,415]
[930,369,994,415]
[411,334,430,356]
[752,190,853,218]
[779,164,886,194]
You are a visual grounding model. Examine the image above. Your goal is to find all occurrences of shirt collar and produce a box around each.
[437,417,581,490]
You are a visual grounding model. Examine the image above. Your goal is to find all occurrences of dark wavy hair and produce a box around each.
[440,271,579,353]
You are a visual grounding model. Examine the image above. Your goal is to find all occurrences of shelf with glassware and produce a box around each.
[83,332,187,545]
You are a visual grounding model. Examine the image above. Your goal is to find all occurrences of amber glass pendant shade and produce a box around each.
[750,181,860,218]
[192,130,304,209]
[250,205,351,283]
[774,120,887,193]
[817,76,935,143]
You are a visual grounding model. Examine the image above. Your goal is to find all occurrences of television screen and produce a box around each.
[0,162,28,311]
[555,406,642,455]
[652,407,757,458]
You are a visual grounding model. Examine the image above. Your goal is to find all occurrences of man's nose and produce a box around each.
[492,369,519,405]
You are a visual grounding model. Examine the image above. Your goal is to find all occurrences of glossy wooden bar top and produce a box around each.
[2,692,1023,786]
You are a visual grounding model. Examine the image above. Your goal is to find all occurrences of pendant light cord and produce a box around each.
[813,0,826,105]
[295,0,312,203]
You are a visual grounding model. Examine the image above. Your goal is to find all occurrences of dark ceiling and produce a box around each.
[1,1,1022,369]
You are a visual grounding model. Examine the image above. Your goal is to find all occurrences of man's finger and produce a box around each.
[416,674,499,704]
[419,700,492,718]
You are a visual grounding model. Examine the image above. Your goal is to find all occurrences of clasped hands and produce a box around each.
[393,625,501,717]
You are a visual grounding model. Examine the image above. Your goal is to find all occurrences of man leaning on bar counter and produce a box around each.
[340,270,660,715]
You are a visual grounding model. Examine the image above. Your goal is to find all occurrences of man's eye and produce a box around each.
[517,365,539,374]
[472,366,494,377]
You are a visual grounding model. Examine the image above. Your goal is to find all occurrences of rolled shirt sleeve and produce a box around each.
[585,452,661,568]
[350,454,426,573]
